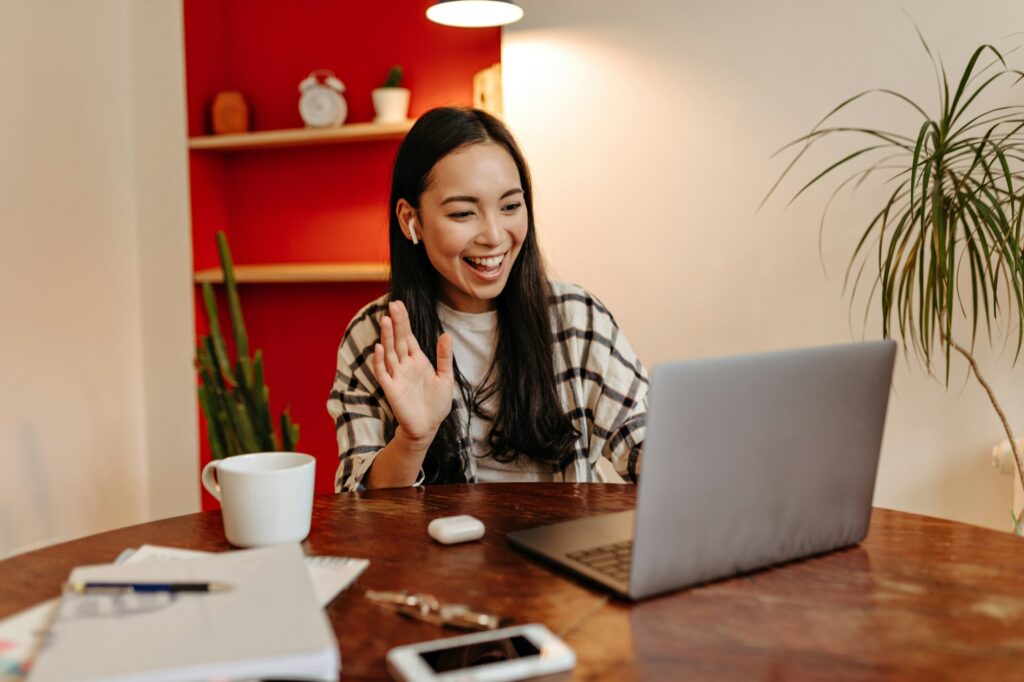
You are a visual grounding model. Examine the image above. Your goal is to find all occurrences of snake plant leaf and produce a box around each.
[201,336,229,394]
[201,282,236,387]
[234,355,270,451]
[202,353,243,457]
[281,411,299,452]
[197,384,226,460]
[195,231,301,458]
[252,351,277,450]
[196,342,229,460]
[233,400,262,454]
[220,407,242,457]
[238,355,274,450]
[216,231,253,384]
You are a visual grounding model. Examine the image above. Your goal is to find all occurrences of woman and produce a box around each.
[328,107,648,491]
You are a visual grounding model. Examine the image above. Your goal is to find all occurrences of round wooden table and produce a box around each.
[2,484,1023,680]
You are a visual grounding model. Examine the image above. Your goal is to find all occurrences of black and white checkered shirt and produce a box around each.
[327,281,649,492]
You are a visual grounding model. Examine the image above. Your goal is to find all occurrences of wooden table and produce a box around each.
[2,484,1023,680]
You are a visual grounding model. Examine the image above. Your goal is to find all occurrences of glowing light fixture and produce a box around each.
[426,0,524,28]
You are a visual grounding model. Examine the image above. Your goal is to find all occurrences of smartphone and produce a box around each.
[385,623,575,681]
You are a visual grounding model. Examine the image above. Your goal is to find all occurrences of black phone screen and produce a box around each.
[418,635,541,672]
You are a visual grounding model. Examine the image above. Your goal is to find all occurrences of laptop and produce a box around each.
[507,340,897,600]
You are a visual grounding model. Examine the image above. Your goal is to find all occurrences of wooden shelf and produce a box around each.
[188,120,414,151]
[194,262,390,284]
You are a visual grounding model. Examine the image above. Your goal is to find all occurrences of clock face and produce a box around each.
[299,85,347,127]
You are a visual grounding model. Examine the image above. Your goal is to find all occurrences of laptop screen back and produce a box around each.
[628,340,896,599]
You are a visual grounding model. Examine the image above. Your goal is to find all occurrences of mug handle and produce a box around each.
[201,460,223,502]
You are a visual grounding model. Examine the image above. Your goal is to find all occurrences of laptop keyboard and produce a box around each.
[566,540,633,583]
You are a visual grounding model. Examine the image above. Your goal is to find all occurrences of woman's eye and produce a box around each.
[448,211,475,219]
[502,202,522,212]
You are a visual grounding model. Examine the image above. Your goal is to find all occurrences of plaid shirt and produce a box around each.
[327,281,649,492]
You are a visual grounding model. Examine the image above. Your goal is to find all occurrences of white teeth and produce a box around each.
[466,254,504,268]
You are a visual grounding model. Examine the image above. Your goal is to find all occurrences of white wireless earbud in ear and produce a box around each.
[408,218,419,245]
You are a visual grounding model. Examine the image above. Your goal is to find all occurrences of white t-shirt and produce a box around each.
[437,302,554,482]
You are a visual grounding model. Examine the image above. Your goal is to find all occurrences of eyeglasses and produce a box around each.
[365,590,509,631]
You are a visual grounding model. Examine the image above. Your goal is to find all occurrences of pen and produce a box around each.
[64,581,232,594]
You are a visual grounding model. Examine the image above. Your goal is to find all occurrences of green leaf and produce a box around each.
[770,30,1024,425]
[193,232,302,458]
[910,120,931,216]
[963,189,1024,358]
[216,231,252,381]
[252,351,276,450]
[200,348,243,458]
[948,45,1006,127]
[197,385,226,460]
[281,411,300,451]
[234,356,271,452]
[201,283,236,387]
[789,145,891,206]
[202,336,231,396]
[760,88,928,210]
[233,400,261,454]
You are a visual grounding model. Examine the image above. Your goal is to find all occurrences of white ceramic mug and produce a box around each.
[201,452,316,548]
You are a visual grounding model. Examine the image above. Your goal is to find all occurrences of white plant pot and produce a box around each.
[372,87,410,124]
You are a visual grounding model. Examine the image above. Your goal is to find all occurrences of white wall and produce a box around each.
[0,0,196,558]
[504,0,1024,530]
[130,2,200,524]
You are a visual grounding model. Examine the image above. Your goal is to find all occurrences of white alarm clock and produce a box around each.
[298,69,347,128]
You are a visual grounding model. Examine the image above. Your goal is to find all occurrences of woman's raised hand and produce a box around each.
[373,300,454,448]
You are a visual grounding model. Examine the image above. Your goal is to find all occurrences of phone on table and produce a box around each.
[386,623,575,681]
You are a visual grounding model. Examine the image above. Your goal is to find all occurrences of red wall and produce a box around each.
[184,0,501,508]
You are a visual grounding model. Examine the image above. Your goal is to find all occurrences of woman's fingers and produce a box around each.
[380,315,400,375]
[389,301,411,358]
[435,333,454,382]
[373,343,393,389]
[395,301,419,352]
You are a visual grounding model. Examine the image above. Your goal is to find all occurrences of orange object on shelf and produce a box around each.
[210,91,250,134]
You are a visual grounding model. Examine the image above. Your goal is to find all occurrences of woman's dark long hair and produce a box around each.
[387,107,579,483]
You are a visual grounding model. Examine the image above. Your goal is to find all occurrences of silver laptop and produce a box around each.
[507,340,896,600]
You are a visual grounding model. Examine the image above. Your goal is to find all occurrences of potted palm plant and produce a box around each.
[765,36,1024,534]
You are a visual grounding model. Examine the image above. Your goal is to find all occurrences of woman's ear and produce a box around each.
[396,200,419,244]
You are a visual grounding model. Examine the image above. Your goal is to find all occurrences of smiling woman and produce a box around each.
[399,142,528,314]
[327,107,649,491]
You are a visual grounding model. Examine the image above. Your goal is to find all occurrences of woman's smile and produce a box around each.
[463,251,508,279]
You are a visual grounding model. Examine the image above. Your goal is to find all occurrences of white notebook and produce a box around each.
[1,546,367,680]
[28,543,340,682]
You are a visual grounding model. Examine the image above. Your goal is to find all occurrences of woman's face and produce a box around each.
[408,142,528,313]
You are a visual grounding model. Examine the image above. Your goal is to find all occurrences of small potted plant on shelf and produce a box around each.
[372,65,410,124]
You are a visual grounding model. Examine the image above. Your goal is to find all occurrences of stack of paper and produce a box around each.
[28,544,342,682]
[1,546,367,680]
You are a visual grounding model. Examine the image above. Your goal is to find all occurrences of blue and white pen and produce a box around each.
[64,581,231,594]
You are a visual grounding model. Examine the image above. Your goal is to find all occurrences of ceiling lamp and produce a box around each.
[426,0,524,28]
